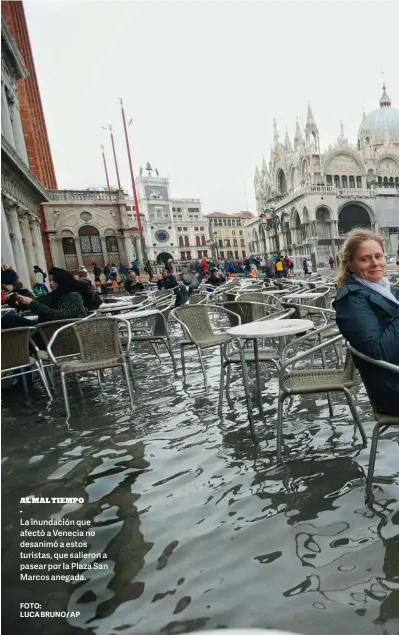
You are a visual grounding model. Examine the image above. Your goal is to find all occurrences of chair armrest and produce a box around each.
[347,343,399,374]
[281,333,343,374]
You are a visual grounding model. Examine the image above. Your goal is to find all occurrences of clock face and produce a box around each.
[155,230,169,242]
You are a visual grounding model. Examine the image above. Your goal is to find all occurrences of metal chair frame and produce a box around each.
[1,326,52,400]
[47,317,134,418]
[171,304,239,389]
[276,326,367,460]
[347,343,399,502]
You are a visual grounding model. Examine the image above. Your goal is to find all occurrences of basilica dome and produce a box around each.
[358,84,399,148]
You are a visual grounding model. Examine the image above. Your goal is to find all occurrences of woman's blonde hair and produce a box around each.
[337,228,384,287]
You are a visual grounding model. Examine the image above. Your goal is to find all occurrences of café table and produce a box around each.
[227,318,314,443]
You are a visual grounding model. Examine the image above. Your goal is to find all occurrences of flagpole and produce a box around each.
[119,98,147,262]
[101,144,110,191]
[109,125,122,191]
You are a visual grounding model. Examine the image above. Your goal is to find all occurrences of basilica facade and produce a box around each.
[249,85,399,269]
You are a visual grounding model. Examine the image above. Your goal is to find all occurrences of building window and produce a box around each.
[183,226,187,231]
[326,175,332,186]
[177,207,182,212]
[188,207,199,214]
[227,250,233,258]
[201,235,206,245]
[349,175,355,188]
[177,227,182,231]
[236,220,241,226]
[242,250,246,257]
[227,219,232,226]
[232,220,236,226]
[232,230,235,236]
[223,219,227,226]
[179,236,184,246]
[200,226,204,231]
[184,236,189,246]
[342,175,348,188]
[356,176,362,188]
[334,175,340,188]
[225,239,231,248]
[194,226,199,231]
[240,239,245,247]
[79,225,102,254]
[196,236,201,246]
[239,230,243,236]
[218,239,223,247]
[220,251,225,258]
[234,250,239,259]
[233,239,238,247]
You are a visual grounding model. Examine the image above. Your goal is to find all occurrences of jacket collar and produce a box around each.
[335,275,399,315]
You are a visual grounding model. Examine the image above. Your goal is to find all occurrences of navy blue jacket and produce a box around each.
[333,276,399,415]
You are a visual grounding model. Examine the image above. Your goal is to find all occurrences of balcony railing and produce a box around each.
[48,190,120,202]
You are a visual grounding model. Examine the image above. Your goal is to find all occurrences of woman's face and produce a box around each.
[49,274,58,291]
[351,239,386,282]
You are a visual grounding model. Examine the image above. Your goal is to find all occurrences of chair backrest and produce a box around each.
[36,319,80,358]
[72,318,122,362]
[173,305,213,343]
[223,302,256,326]
[189,293,207,305]
[1,327,32,370]
[153,308,171,336]
[237,291,266,304]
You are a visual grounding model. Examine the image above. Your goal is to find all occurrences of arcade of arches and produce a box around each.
[61,225,122,271]
[338,204,372,235]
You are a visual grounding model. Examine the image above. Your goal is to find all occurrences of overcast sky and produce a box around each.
[25,0,398,214]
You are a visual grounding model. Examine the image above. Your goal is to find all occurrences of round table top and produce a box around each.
[228,318,314,339]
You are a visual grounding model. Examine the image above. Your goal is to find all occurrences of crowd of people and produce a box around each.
[2,228,398,416]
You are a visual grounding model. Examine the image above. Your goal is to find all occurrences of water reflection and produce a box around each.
[1,346,398,635]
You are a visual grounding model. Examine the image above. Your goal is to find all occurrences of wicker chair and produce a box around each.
[1,327,52,400]
[121,306,177,370]
[47,317,134,418]
[171,304,237,389]
[347,343,399,502]
[276,325,367,461]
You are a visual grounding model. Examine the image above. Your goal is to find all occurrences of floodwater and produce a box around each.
[2,341,398,635]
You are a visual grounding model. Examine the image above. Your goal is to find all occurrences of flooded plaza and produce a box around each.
[2,340,398,635]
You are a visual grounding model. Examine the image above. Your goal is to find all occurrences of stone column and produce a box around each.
[100,236,108,266]
[9,93,29,165]
[74,237,84,267]
[124,234,134,263]
[7,204,30,286]
[1,199,16,269]
[49,236,66,268]
[30,219,48,275]
[1,83,15,146]
[20,213,36,285]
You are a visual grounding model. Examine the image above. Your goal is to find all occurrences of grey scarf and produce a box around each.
[356,276,399,307]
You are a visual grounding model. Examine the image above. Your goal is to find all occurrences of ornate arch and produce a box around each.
[324,148,366,175]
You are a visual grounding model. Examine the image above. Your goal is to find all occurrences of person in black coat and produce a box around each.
[2,267,90,328]
[124,271,144,294]
[157,270,178,290]
[1,265,18,286]
[333,229,399,415]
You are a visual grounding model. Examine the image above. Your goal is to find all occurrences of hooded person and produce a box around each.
[2,267,101,329]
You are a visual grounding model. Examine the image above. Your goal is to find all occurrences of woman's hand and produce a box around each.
[15,295,33,305]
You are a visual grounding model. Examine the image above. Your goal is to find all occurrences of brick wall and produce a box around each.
[2,0,57,268]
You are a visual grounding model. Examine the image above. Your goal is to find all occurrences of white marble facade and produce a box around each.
[1,16,49,286]
[42,191,137,271]
[132,164,209,264]
[251,85,399,268]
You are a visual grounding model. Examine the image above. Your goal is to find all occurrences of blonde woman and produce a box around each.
[333,229,399,415]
